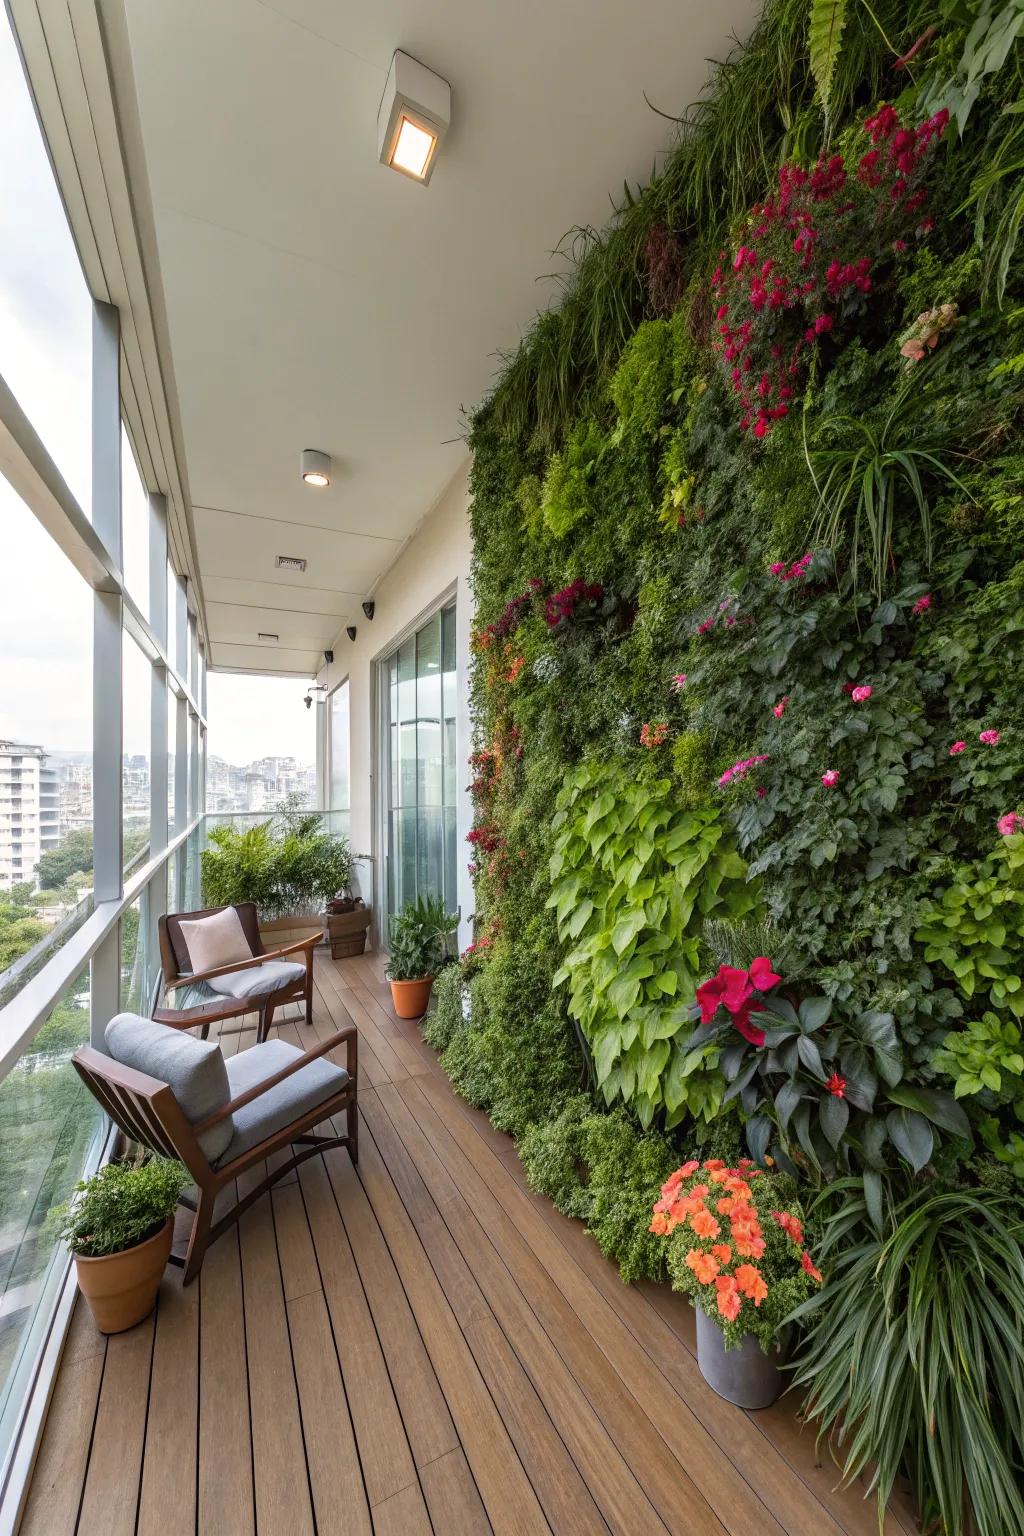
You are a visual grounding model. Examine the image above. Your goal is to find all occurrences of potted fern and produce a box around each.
[50,1157,187,1334]
[385,894,459,1018]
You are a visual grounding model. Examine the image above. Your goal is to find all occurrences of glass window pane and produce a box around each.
[0,11,92,516]
[442,605,457,807]
[121,426,149,620]
[167,690,177,833]
[0,481,93,1004]
[122,637,151,872]
[0,966,103,1460]
[166,564,179,669]
[330,682,350,812]
[120,892,149,1014]
[416,616,442,808]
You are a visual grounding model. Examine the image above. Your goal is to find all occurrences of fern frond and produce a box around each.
[809,0,849,126]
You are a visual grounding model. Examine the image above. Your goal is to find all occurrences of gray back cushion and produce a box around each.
[104,1013,233,1162]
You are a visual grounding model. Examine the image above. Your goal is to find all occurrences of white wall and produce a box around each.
[319,458,474,948]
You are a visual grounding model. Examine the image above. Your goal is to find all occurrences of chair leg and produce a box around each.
[347,1094,359,1166]
[305,972,313,1025]
[182,1190,214,1286]
[258,998,274,1044]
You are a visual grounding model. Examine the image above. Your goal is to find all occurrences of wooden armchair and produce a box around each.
[73,1021,357,1283]
[158,902,318,1043]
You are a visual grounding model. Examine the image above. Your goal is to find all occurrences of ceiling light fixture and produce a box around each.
[378,50,450,185]
[301,448,332,487]
[276,554,307,572]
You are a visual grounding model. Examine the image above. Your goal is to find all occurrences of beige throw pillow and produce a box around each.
[179,905,253,976]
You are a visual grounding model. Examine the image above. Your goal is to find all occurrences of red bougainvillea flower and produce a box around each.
[772,1210,805,1247]
[826,1072,846,1099]
[801,1250,823,1284]
[911,592,932,615]
[850,685,873,702]
[979,729,1001,746]
[999,812,1023,836]
[949,740,966,756]
[734,1263,769,1306]
[821,769,840,788]
[686,1248,720,1285]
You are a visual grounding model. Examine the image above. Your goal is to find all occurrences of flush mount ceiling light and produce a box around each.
[377,50,450,185]
[276,554,307,572]
[301,448,332,487]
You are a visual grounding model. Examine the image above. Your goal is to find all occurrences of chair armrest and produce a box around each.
[167,932,319,991]
[194,1024,357,1133]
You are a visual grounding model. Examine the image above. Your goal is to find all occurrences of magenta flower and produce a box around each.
[718,754,770,789]
[911,593,932,615]
[949,741,966,756]
[671,674,688,691]
[979,729,1001,746]
[998,812,1023,836]
[821,769,840,788]
[697,619,715,636]
[851,685,873,703]
[769,562,785,575]
[773,696,788,719]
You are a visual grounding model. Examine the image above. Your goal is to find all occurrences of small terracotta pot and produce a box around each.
[389,976,434,1019]
[74,1216,174,1335]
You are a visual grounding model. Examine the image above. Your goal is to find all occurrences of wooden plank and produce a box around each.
[361,1092,613,1536]
[271,1181,323,1302]
[323,1145,458,1468]
[312,968,392,1087]
[319,972,410,1084]
[287,1290,372,1536]
[137,1277,199,1536]
[296,1153,418,1508]
[19,1306,105,1536]
[348,984,433,1076]
[420,1448,492,1536]
[198,1226,254,1536]
[237,1194,314,1536]
[369,1479,433,1536]
[354,1102,551,1536]
[76,1311,155,1536]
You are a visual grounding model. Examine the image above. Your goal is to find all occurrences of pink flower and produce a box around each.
[911,593,932,615]
[979,729,1001,746]
[773,696,788,718]
[998,812,1022,836]
[949,741,966,756]
[697,619,715,635]
[850,685,873,703]
[671,674,688,692]
[769,562,785,576]
[821,769,840,788]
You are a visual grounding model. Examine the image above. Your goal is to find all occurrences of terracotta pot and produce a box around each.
[74,1216,174,1335]
[695,1306,786,1409]
[389,976,434,1019]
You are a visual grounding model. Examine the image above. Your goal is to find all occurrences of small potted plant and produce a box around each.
[50,1156,188,1334]
[649,1157,822,1407]
[385,893,459,1018]
[325,890,372,958]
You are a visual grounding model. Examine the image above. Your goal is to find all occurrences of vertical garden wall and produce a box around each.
[426,4,1024,1532]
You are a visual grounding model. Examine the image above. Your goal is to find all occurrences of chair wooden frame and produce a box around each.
[157,902,318,1044]
[72,1024,358,1284]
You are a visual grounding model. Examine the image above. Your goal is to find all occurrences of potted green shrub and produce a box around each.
[649,1156,821,1407]
[385,894,459,1018]
[51,1157,188,1334]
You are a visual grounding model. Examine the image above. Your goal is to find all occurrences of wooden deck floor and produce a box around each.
[20,950,918,1536]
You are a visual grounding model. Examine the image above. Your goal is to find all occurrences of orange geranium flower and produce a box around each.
[708,1167,730,1185]
[801,1250,823,1284]
[685,1248,720,1284]
[772,1210,804,1246]
[734,1263,769,1306]
[716,1193,745,1217]
[690,1207,721,1239]
[704,1159,726,1171]
[723,1178,753,1201]
[714,1276,741,1321]
[734,1231,767,1259]
[711,1243,733,1266]
[649,1212,670,1235]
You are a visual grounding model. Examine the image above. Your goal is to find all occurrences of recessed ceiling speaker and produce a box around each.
[324,649,334,664]
[361,601,375,621]
[346,625,357,642]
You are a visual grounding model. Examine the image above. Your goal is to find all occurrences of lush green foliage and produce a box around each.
[201,812,355,919]
[385,894,459,982]
[790,1179,1024,1536]
[50,1156,187,1258]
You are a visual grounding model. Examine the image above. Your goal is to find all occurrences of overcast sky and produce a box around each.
[0,14,313,770]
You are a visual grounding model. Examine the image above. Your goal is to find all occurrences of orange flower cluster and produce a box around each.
[651,1157,823,1324]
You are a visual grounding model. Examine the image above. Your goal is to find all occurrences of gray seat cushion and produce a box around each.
[217,1038,349,1166]
[206,958,305,1000]
[104,1013,233,1162]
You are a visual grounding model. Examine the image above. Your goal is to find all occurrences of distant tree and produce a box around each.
[36,828,93,890]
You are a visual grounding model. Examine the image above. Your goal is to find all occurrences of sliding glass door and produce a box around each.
[381,602,457,921]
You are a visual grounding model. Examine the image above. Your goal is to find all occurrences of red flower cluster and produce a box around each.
[711,105,947,439]
[640,721,669,749]
[770,551,813,583]
[696,957,781,1046]
[544,579,604,628]
[466,824,502,854]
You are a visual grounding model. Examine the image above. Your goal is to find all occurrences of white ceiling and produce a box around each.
[120,0,757,676]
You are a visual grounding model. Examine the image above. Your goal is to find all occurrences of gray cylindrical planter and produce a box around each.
[695,1307,785,1409]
